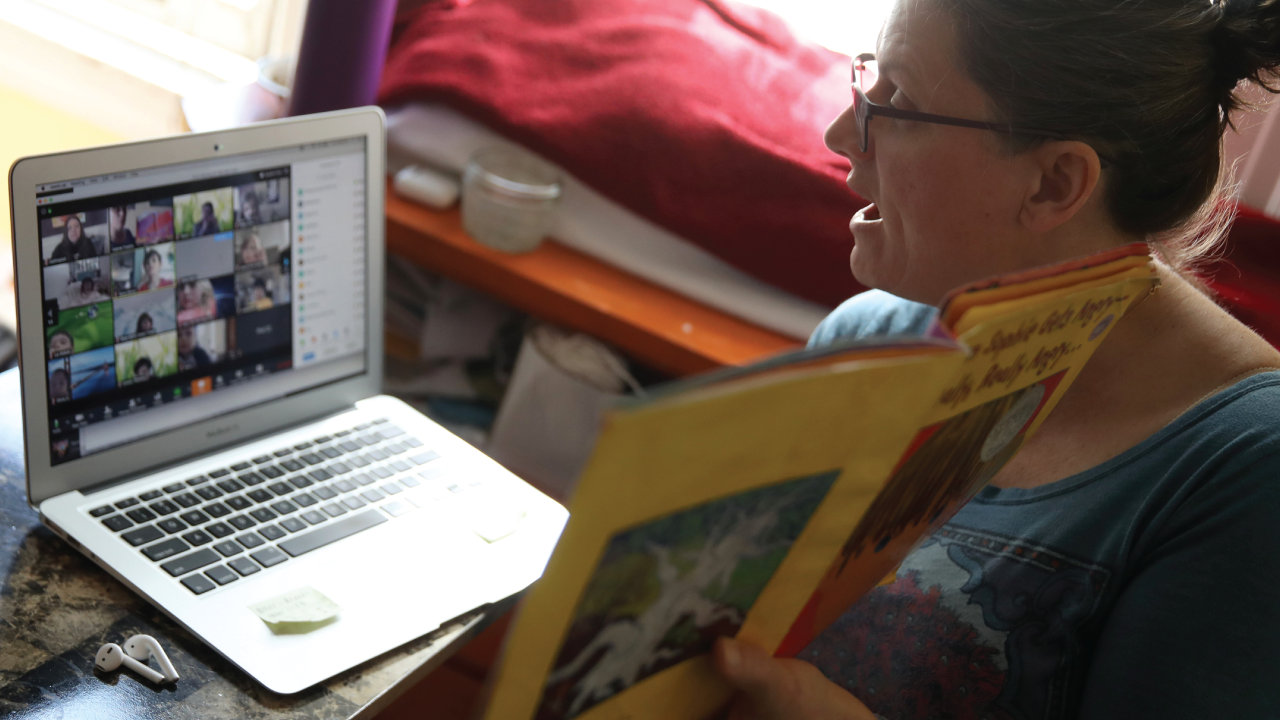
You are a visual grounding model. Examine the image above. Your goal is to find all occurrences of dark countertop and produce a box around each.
[0,367,494,719]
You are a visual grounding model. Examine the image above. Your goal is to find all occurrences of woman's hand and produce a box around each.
[713,637,881,720]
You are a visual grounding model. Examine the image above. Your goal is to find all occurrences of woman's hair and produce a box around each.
[62,215,83,240]
[136,312,153,332]
[937,0,1280,269]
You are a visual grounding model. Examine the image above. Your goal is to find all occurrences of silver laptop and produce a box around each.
[8,107,569,694]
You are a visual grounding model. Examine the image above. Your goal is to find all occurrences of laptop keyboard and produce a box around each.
[85,417,479,595]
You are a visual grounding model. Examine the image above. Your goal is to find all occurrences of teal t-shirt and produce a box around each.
[802,290,1280,720]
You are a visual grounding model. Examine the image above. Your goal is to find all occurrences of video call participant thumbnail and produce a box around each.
[134,198,175,245]
[175,231,234,281]
[111,244,176,296]
[234,178,290,228]
[175,188,233,239]
[47,345,117,402]
[178,320,227,371]
[43,257,110,310]
[231,305,291,356]
[115,331,178,386]
[113,288,177,342]
[46,300,113,359]
[176,276,235,327]
[233,220,289,270]
[41,212,107,265]
[235,265,290,313]
[109,205,137,250]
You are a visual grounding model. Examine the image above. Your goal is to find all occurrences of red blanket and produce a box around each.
[380,0,865,308]
[1205,205,1280,348]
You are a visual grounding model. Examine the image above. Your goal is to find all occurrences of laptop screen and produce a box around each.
[33,137,368,466]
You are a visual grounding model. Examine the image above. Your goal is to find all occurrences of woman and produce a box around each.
[238,231,267,267]
[135,312,154,336]
[713,0,1280,718]
[47,215,97,263]
[109,205,135,249]
[176,279,217,326]
[136,249,172,292]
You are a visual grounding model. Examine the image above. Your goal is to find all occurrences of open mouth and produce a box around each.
[854,202,881,222]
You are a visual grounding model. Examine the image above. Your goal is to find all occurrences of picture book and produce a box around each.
[481,244,1159,720]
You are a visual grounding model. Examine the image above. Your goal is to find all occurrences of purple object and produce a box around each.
[288,0,399,116]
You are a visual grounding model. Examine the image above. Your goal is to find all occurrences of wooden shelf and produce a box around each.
[384,181,801,376]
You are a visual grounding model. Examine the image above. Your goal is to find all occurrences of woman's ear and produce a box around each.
[1020,141,1102,234]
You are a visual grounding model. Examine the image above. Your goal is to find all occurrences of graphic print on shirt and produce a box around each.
[803,526,1112,720]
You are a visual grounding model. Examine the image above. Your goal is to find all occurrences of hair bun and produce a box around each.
[1212,0,1280,89]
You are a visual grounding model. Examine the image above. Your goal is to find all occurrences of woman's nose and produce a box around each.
[824,103,867,163]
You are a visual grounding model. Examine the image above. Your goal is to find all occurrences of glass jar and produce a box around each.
[461,147,562,253]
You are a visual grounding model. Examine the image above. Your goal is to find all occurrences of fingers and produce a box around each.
[715,637,797,712]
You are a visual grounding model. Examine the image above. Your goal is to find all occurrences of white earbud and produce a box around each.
[122,634,179,682]
[95,643,165,684]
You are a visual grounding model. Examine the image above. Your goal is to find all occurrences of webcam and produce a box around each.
[213,144,223,152]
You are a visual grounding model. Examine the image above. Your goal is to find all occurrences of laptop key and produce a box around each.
[228,515,256,531]
[290,476,314,489]
[251,547,289,568]
[204,502,231,518]
[115,498,140,509]
[339,441,361,453]
[403,437,424,449]
[322,503,348,517]
[270,500,299,515]
[247,489,274,503]
[195,487,223,501]
[313,486,337,500]
[186,475,211,486]
[334,429,351,437]
[352,473,376,486]
[328,461,351,475]
[157,518,187,534]
[379,426,405,439]
[206,522,234,538]
[268,482,293,496]
[252,455,273,464]
[354,422,371,431]
[249,508,278,523]
[384,442,407,455]
[205,565,239,586]
[280,458,305,472]
[293,492,318,507]
[226,496,252,511]
[90,505,114,517]
[293,441,313,451]
[279,509,388,558]
[213,541,243,557]
[308,468,332,482]
[179,510,210,526]
[313,434,332,444]
[360,489,385,503]
[367,449,389,461]
[162,483,186,494]
[230,462,252,472]
[411,451,441,465]
[347,455,370,468]
[142,538,190,561]
[181,574,216,595]
[333,479,357,493]
[210,468,233,478]
[381,482,404,495]
[259,466,284,479]
[172,492,201,508]
[122,525,164,546]
[372,418,389,424]
[358,433,381,446]
[257,525,286,541]
[216,479,244,493]
[301,510,327,525]
[239,471,266,485]
[238,532,267,548]
[149,499,179,515]
[273,448,293,457]
[382,500,414,518]
[300,453,324,466]
[371,467,393,479]
[342,497,367,510]
[102,515,134,532]
[229,557,261,576]
[126,508,157,523]
[389,460,411,473]
[139,490,164,501]
[320,447,342,459]
[182,529,212,546]
[280,517,308,533]
[162,548,219,577]
[401,476,421,488]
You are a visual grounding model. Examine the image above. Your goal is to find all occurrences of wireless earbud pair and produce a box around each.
[94,634,179,684]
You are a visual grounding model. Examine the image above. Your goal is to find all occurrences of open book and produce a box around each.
[482,244,1159,720]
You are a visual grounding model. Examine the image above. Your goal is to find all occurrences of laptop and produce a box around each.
[8,107,569,694]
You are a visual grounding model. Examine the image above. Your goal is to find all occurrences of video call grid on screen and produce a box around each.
[33,139,368,466]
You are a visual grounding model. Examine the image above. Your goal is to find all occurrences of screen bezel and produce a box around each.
[10,107,386,508]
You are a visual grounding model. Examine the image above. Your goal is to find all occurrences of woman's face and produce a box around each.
[179,282,199,309]
[824,0,1053,305]
[110,207,126,231]
[66,217,82,242]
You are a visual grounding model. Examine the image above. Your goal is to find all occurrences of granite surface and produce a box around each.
[0,368,490,719]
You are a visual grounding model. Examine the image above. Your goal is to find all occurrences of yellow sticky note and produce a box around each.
[249,587,340,634]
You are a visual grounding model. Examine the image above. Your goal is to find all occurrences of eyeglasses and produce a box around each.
[851,53,1068,154]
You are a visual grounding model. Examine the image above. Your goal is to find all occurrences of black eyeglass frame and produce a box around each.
[851,53,1074,155]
